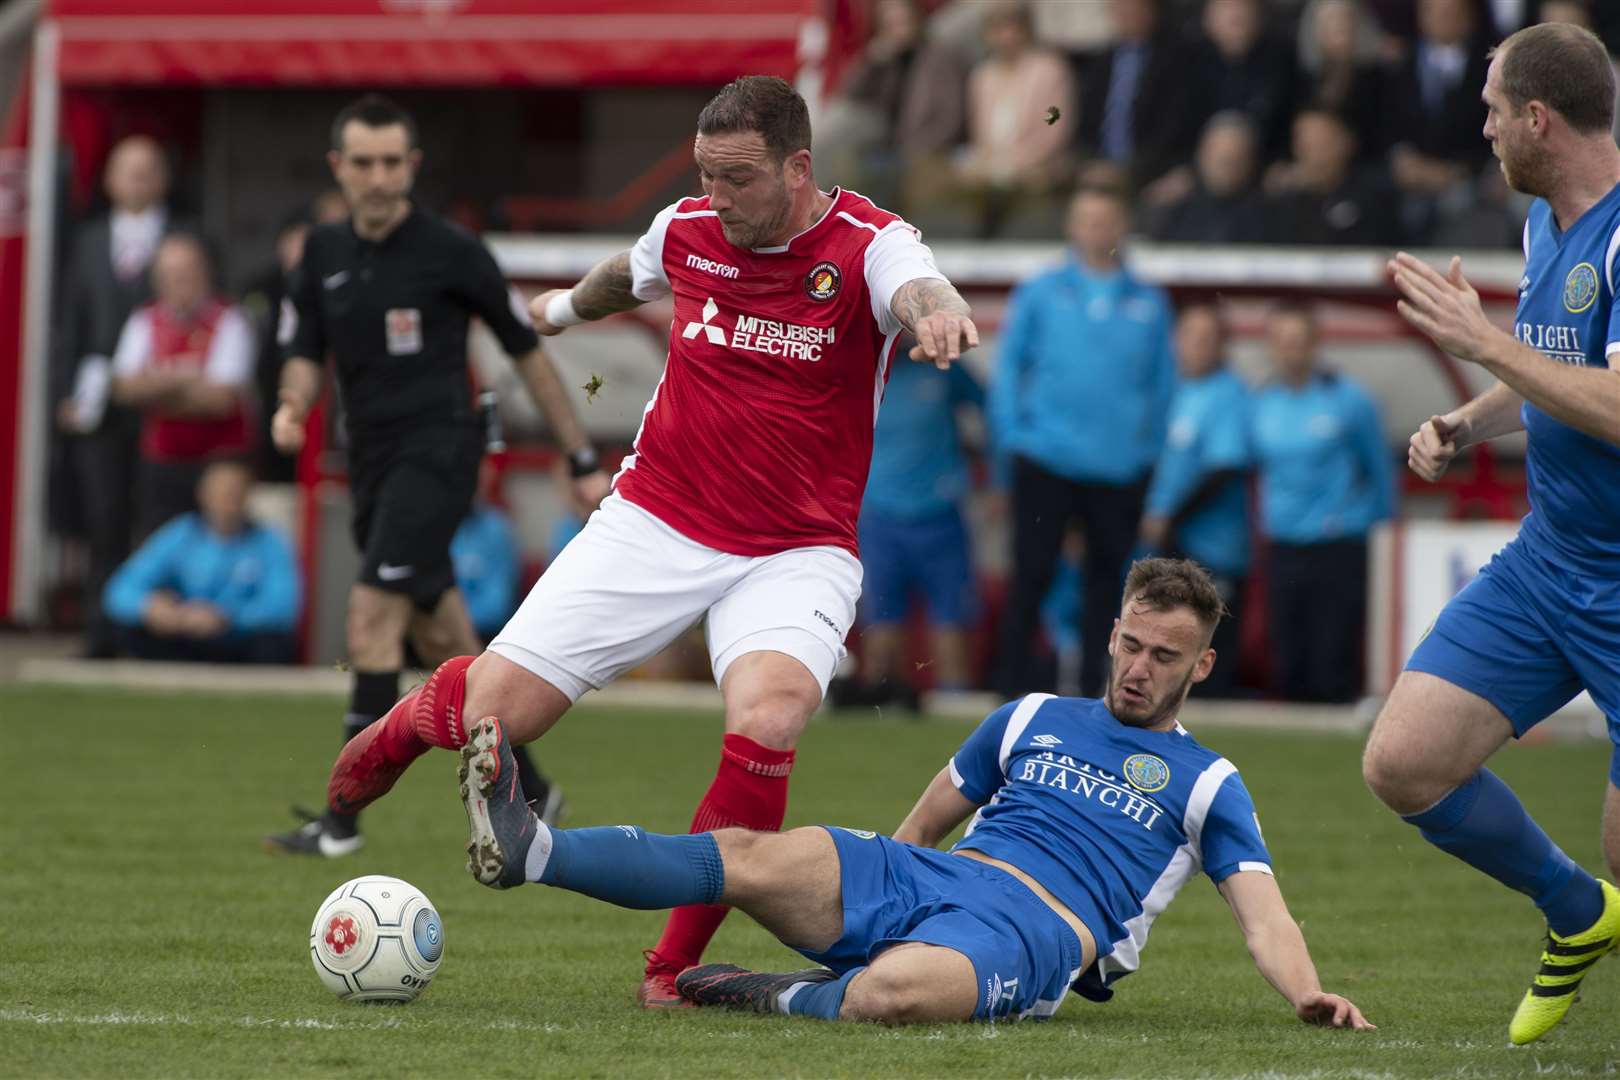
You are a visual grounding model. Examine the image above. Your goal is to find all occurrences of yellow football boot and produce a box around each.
[1509,879,1620,1045]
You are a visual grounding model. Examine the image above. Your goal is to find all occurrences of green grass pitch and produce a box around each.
[2,684,1618,1078]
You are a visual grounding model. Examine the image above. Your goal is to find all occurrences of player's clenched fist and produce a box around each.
[529,289,573,337]
[908,312,980,370]
[1408,412,1469,482]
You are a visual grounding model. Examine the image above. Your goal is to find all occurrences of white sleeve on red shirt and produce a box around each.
[862,222,948,336]
[628,203,680,302]
[203,306,254,386]
[111,310,154,378]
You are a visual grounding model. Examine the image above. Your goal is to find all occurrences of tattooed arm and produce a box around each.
[529,252,644,336]
[891,277,980,369]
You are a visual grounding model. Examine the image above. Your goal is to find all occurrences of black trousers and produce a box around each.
[1173,559,1243,698]
[115,624,297,665]
[70,417,140,655]
[1268,538,1369,703]
[995,457,1148,698]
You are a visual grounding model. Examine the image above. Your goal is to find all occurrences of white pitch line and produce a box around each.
[0,1007,570,1034]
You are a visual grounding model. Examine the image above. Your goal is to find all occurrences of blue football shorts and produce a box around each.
[857,507,976,627]
[797,827,1084,1021]
[1406,534,1620,786]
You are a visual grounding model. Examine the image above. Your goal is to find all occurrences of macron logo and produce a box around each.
[1031,734,1062,747]
[683,297,727,345]
[686,253,739,279]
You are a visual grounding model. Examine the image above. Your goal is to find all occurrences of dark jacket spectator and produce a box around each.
[839,0,965,160]
[1297,0,1395,160]
[103,457,299,664]
[1073,0,1199,188]
[1147,111,1269,243]
[1263,108,1403,246]
[1186,0,1302,161]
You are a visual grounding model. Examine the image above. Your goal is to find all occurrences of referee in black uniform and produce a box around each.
[266,95,610,856]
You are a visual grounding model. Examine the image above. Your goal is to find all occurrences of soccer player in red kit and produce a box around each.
[312,75,979,1005]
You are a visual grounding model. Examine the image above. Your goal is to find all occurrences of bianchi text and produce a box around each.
[1516,322,1586,365]
[1016,752,1165,831]
[732,314,837,362]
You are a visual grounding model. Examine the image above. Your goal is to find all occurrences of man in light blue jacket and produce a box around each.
[989,184,1175,697]
[104,457,300,663]
[1250,302,1394,702]
[1141,300,1253,695]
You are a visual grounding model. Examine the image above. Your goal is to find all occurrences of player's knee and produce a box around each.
[840,967,943,1025]
[1361,722,1437,814]
[726,682,820,749]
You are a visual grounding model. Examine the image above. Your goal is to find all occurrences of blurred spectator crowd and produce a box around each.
[823,0,1620,242]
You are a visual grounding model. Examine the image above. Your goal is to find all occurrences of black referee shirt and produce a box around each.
[279,207,539,436]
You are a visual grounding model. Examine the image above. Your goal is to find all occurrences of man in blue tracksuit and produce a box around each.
[990,185,1175,698]
[1141,301,1252,695]
[104,456,300,663]
[1250,302,1393,702]
[836,356,984,709]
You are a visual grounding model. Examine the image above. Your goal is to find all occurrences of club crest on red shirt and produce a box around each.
[805,261,842,302]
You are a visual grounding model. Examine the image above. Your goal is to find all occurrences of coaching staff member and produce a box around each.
[266,95,610,857]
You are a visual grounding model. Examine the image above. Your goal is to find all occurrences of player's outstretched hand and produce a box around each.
[1388,252,1500,364]
[908,312,980,370]
[1409,411,1470,482]
[1295,990,1375,1031]
[271,389,308,455]
[529,289,571,337]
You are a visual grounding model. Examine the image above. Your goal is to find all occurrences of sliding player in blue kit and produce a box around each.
[453,558,1372,1028]
[1368,22,1620,1045]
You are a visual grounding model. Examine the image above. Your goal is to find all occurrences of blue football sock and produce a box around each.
[1404,769,1603,936]
[783,967,863,1020]
[524,823,724,909]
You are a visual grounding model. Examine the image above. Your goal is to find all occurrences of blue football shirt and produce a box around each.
[948,694,1271,993]
[1516,186,1620,571]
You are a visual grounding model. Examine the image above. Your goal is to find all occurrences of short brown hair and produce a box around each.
[696,76,812,162]
[1493,23,1616,135]
[1122,558,1226,637]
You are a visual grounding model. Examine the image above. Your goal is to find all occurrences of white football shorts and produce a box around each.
[488,494,862,702]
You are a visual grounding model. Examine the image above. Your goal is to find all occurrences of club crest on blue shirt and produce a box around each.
[1123,754,1170,793]
[1563,262,1599,314]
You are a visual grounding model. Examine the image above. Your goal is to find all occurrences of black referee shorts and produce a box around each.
[348,425,482,610]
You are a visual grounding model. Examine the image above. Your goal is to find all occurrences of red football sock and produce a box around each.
[645,733,796,976]
[326,655,475,814]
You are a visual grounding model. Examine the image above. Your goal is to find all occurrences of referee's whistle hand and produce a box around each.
[271,390,309,455]
[571,470,611,514]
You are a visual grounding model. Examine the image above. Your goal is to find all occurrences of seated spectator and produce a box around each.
[1145,111,1268,243]
[822,0,965,212]
[1140,301,1253,696]
[110,232,255,537]
[1074,0,1198,190]
[1187,0,1301,161]
[956,0,1074,237]
[1297,0,1394,160]
[1262,108,1403,246]
[1251,304,1394,703]
[451,460,521,643]
[1386,0,1492,242]
[103,457,300,664]
[831,354,985,711]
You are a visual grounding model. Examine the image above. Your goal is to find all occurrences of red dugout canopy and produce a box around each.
[48,0,824,86]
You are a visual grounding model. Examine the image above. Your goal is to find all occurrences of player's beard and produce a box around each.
[1496,135,1551,198]
[721,178,793,249]
[1105,658,1196,730]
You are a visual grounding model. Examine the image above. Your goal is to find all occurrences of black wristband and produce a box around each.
[567,446,600,478]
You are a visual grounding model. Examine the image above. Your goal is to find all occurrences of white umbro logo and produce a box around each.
[1031,734,1063,747]
[1519,275,1531,292]
[683,297,727,345]
[323,270,351,290]
[376,563,414,581]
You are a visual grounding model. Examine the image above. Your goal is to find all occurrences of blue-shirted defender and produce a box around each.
[455,559,1372,1029]
[1368,21,1620,1046]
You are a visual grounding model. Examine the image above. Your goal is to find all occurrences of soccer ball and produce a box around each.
[309,875,443,1002]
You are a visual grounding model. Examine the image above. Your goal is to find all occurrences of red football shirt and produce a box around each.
[613,188,946,557]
